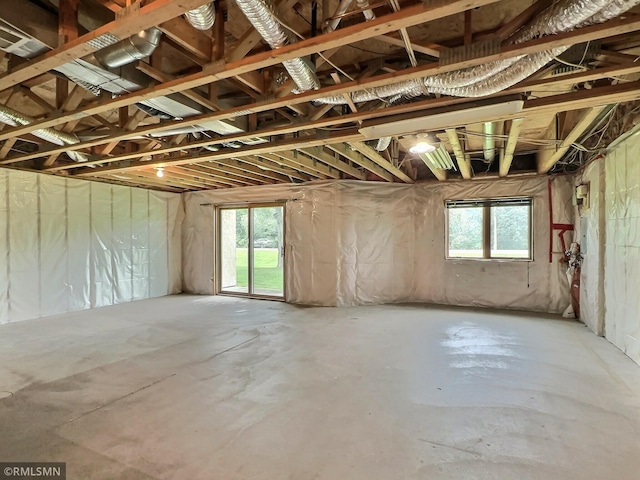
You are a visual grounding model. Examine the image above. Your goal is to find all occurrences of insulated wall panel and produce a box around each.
[8,172,39,322]
[0,170,7,324]
[39,175,68,316]
[112,186,133,304]
[132,189,150,301]
[0,169,181,324]
[603,135,640,364]
[90,182,114,308]
[183,177,571,312]
[66,180,91,311]
[149,191,169,298]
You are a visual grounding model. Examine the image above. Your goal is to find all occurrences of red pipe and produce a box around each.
[548,177,574,263]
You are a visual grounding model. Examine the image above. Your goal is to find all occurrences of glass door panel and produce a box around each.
[218,204,285,299]
[220,208,249,294]
[250,206,284,297]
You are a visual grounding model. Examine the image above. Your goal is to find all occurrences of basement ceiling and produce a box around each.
[0,0,639,191]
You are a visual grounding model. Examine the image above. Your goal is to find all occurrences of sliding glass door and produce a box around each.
[218,204,284,299]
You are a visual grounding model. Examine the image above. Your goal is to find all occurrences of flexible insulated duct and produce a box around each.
[0,104,88,161]
[437,0,640,98]
[233,0,320,92]
[356,0,376,21]
[185,3,216,30]
[0,104,79,146]
[315,0,639,104]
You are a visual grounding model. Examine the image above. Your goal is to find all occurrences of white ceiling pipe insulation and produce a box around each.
[315,0,640,104]
[184,2,216,30]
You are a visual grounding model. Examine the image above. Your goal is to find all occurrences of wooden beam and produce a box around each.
[537,106,608,173]
[499,118,523,177]
[268,151,340,179]
[11,62,640,169]
[445,129,472,179]
[244,155,314,181]
[158,16,212,63]
[298,147,367,180]
[377,33,442,58]
[418,153,447,181]
[0,0,503,141]
[496,0,552,41]
[348,141,414,183]
[0,0,212,92]
[325,143,395,181]
[194,162,277,184]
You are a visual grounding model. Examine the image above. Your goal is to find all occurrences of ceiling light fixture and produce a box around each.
[358,98,524,139]
[409,133,437,154]
[156,167,164,178]
[419,145,456,171]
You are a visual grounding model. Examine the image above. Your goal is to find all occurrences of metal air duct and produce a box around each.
[233,0,320,92]
[184,3,216,30]
[315,0,639,104]
[94,28,162,68]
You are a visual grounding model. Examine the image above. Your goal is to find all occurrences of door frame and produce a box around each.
[215,202,286,301]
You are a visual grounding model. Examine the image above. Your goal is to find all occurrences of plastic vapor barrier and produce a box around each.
[183,177,572,313]
[0,169,182,324]
[602,134,640,364]
[578,160,606,335]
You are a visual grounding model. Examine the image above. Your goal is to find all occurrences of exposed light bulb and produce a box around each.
[156,168,164,178]
[409,141,436,154]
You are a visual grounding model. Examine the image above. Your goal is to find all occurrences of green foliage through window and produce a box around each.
[447,198,532,260]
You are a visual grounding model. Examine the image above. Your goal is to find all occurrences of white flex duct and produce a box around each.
[315,0,640,104]
[233,0,320,92]
[184,2,216,30]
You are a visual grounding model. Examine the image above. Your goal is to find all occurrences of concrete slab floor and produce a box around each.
[0,296,639,480]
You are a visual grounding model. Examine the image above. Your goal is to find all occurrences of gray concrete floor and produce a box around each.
[1,296,639,480]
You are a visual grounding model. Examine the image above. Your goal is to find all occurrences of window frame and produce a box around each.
[444,197,534,261]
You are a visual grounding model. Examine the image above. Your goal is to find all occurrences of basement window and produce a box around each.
[446,197,533,260]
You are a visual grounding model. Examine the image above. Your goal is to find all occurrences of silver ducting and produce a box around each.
[0,104,79,146]
[93,28,162,69]
[185,3,216,30]
[316,0,640,104]
[483,122,496,162]
[356,0,375,21]
[325,0,353,33]
[375,136,392,152]
[233,0,320,92]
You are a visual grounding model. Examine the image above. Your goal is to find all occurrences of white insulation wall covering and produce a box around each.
[182,176,572,312]
[0,169,182,324]
[602,134,640,364]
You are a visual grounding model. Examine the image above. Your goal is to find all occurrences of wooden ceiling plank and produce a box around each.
[348,141,414,183]
[12,61,640,170]
[499,118,523,177]
[298,147,367,180]
[325,143,394,181]
[269,151,341,179]
[537,106,608,174]
[219,160,291,183]
[179,164,262,186]
[243,154,314,181]
[377,33,442,58]
[136,62,222,111]
[445,129,472,179]
[0,0,505,142]
[495,0,552,41]
[0,0,213,92]
[158,16,212,63]
[195,162,278,184]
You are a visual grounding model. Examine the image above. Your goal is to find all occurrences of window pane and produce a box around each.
[448,206,484,258]
[490,205,530,259]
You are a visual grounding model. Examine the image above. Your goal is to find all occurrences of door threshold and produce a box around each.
[218,292,285,302]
